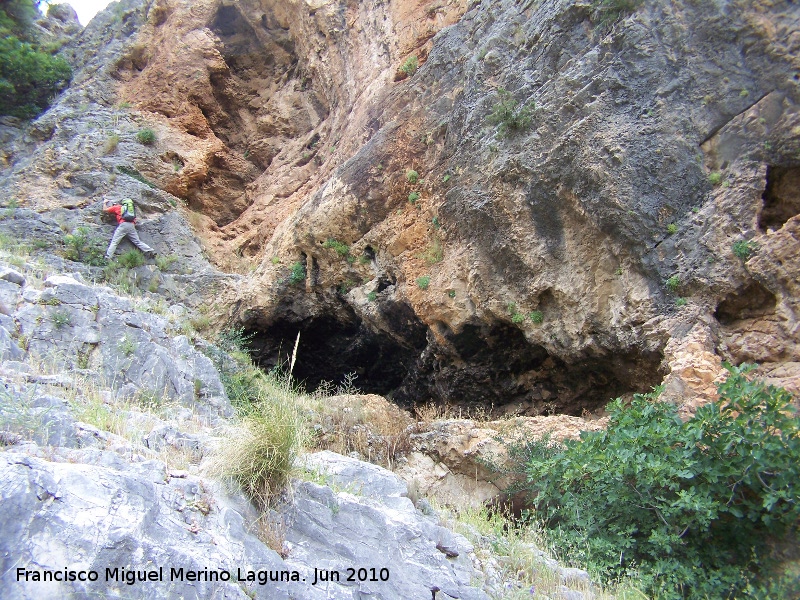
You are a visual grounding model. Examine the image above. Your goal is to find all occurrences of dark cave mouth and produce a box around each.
[243,315,665,416]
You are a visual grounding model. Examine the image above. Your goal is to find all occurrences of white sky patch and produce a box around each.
[54,0,114,27]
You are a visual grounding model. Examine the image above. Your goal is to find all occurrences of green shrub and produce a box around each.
[708,171,723,186]
[675,297,687,307]
[416,275,430,290]
[155,254,178,271]
[322,238,350,257]
[367,291,377,302]
[524,364,800,599]
[529,310,543,324]
[667,223,678,235]
[511,312,525,324]
[136,128,156,145]
[50,309,71,329]
[399,55,418,76]
[665,274,680,293]
[117,249,145,268]
[408,191,420,204]
[63,227,107,266]
[117,335,137,357]
[732,239,758,260]
[0,34,72,118]
[288,261,306,285]
[406,169,419,184]
[487,88,534,136]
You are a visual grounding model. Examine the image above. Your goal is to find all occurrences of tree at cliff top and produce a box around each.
[0,0,71,119]
[524,364,800,599]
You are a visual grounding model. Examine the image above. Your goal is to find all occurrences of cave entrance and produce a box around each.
[243,310,665,417]
[759,165,800,232]
[244,303,428,396]
[393,322,665,416]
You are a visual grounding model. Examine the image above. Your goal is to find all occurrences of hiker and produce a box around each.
[102,196,156,259]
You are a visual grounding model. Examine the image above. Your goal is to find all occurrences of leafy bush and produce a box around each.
[666,223,678,234]
[0,34,72,119]
[406,169,419,184]
[733,239,758,260]
[529,310,543,324]
[63,227,107,266]
[408,191,420,204]
[367,291,377,302]
[708,171,723,186]
[525,365,800,599]
[50,309,71,329]
[322,238,350,257]
[675,297,687,307]
[136,128,156,145]
[117,249,145,268]
[399,55,418,76]
[665,274,680,292]
[416,275,430,290]
[155,254,178,271]
[487,88,534,136]
[288,261,306,285]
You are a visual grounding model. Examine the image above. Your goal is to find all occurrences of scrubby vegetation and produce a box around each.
[0,1,72,118]
[488,88,534,136]
[521,365,800,599]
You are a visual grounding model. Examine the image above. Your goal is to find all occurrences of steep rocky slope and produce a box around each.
[1,0,798,413]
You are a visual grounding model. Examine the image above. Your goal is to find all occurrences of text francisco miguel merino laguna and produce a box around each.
[17,566,391,586]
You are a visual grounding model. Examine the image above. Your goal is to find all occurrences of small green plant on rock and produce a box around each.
[708,171,723,186]
[408,191,420,204]
[155,254,178,271]
[288,261,306,285]
[416,275,430,290]
[487,88,534,136]
[117,249,145,269]
[136,127,156,145]
[529,310,544,324]
[406,169,419,184]
[665,274,680,293]
[666,223,678,235]
[322,238,350,258]
[399,55,418,76]
[732,239,758,260]
[50,309,71,329]
[117,334,137,357]
[675,297,687,307]
[63,227,106,266]
[367,291,377,302]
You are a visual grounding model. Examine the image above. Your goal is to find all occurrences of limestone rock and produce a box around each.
[285,451,489,600]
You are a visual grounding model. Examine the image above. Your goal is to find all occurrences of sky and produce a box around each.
[55,0,113,26]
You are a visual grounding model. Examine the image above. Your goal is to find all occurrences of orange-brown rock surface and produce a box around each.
[1,0,798,416]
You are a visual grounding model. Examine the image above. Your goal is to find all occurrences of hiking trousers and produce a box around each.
[106,222,155,258]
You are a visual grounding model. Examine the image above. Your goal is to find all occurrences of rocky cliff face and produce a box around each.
[1,0,799,416]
